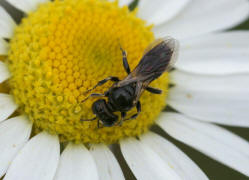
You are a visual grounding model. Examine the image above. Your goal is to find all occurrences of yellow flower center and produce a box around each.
[7,0,169,144]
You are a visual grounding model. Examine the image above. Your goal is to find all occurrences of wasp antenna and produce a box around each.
[81,97,89,103]
[83,76,120,95]
[117,38,124,51]
[83,86,96,94]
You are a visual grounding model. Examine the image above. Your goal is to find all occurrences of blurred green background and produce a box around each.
[0,0,249,179]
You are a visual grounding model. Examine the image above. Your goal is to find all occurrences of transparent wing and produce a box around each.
[143,36,179,71]
[136,37,179,76]
[118,37,179,87]
[164,37,179,71]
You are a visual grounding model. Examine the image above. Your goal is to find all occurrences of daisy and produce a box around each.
[0,0,249,179]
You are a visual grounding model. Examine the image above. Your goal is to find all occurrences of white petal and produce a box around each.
[0,39,8,55]
[54,143,98,180]
[168,84,249,127]
[5,0,49,13]
[108,0,132,7]
[157,112,249,177]
[140,132,208,180]
[120,138,182,180]
[0,61,11,83]
[170,70,249,91]
[0,116,32,178]
[90,144,125,180]
[0,7,16,38]
[5,132,60,180]
[0,93,18,122]
[153,0,249,39]
[119,0,133,7]
[137,0,190,26]
[176,31,249,74]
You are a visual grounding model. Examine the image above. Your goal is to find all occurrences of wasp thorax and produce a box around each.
[109,85,135,111]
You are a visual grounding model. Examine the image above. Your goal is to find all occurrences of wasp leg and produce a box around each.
[117,112,127,126]
[81,117,103,129]
[146,86,162,94]
[81,116,97,121]
[124,101,141,121]
[97,120,106,129]
[119,45,131,74]
[85,76,120,93]
[81,93,106,103]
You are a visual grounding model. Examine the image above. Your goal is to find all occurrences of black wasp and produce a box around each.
[81,37,179,127]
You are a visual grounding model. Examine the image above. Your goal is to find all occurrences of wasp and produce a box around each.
[81,37,179,127]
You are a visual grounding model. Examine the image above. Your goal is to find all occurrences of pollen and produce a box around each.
[7,0,169,144]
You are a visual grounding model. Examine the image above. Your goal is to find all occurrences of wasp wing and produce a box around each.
[118,37,179,87]
[134,37,179,79]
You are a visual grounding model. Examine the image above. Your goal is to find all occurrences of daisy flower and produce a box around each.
[0,0,249,179]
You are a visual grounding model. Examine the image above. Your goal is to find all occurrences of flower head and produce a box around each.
[0,0,249,179]
[7,0,168,144]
